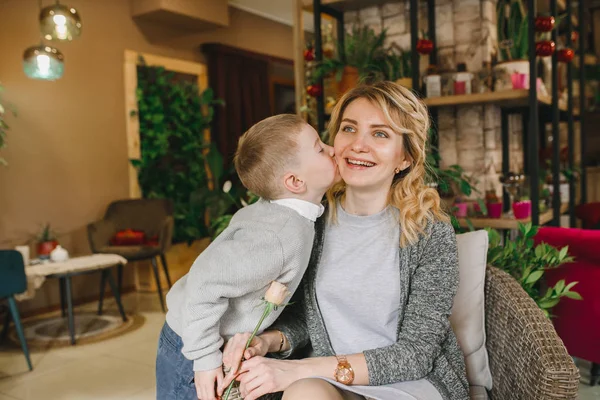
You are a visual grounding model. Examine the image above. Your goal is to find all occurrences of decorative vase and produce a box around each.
[37,240,58,259]
[50,245,69,262]
[338,66,360,95]
[487,202,503,219]
[494,60,529,91]
[511,72,528,89]
[454,203,469,218]
[512,200,532,219]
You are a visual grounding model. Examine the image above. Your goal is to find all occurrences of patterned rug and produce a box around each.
[7,312,145,349]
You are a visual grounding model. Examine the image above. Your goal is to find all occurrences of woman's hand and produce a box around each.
[237,357,304,400]
[219,332,269,395]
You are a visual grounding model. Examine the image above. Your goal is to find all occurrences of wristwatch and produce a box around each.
[334,355,355,385]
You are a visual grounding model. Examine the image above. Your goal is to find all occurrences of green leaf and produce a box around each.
[554,279,565,294]
[535,245,544,259]
[538,298,561,309]
[564,281,578,291]
[563,291,582,300]
[206,144,224,187]
[558,246,569,261]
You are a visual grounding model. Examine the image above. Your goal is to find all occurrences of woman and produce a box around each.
[220,81,469,400]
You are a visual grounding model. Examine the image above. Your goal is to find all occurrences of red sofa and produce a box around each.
[535,226,600,385]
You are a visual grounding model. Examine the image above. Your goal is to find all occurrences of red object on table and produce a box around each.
[535,227,600,369]
[487,202,503,219]
[37,240,58,257]
[535,40,556,57]
[454,81,466,95]
[512,200,531,219]
[110,229,146,246]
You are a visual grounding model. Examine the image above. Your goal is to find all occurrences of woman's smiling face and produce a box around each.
[334,98,410,192]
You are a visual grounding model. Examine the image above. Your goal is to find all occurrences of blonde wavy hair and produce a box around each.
[326,81,448,247]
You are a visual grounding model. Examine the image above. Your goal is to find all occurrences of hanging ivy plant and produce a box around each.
[131,58,224,243]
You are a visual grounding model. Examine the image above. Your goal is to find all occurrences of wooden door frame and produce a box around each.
[123,50,208,198]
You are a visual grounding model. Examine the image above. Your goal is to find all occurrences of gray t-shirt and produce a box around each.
[314,203,443,400]
[317,203,400,354]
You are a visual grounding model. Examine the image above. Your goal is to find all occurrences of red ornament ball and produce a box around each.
[306,84,322,97]
[535,40,555,57]
[534,16,555,32]
[557,48,575,63]
[303,48,315,62]
[416,39,434,55]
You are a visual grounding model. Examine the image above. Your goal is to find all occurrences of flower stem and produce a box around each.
[222,302,275,400]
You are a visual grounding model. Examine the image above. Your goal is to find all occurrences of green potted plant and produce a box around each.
[312,25,387,95]
[37,223,59,259]
[487,222,581,317]
[131,59,224,244]
[379,46,412,89]
[0,82,16,166]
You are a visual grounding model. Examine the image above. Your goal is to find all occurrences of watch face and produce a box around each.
[336,367,354,384]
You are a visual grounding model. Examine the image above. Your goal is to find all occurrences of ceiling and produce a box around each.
[228,0,314,31]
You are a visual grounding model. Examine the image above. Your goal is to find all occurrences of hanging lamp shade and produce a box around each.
[23,44,64,80]
[39,2,81,41]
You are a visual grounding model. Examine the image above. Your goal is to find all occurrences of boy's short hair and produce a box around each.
[234,114,306,200]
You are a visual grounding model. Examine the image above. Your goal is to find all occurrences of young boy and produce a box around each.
[156,114,337,400]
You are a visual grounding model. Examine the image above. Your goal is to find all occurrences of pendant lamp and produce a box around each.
[39,1,82,41]
[23,44,64,80]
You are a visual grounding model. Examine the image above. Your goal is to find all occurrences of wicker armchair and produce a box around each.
[485,266,580,399]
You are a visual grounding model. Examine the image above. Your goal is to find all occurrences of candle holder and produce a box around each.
[500,172,526,217]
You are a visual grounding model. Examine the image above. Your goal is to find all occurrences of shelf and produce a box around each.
[303,0,399,12]
[456,203,569,230]
[424,90,579,116]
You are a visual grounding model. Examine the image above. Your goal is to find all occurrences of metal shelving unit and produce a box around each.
[304,0,588,227]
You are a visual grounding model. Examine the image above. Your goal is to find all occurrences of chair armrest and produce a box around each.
[158,216,174,252]
[87,219,116,253]
[485,266,579,400]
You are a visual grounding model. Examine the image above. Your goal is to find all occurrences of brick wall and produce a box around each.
[343,0,526,198]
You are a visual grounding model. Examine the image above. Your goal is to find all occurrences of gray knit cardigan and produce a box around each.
[269,211,469,400]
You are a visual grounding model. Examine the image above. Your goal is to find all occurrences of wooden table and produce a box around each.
[23,254,128,345]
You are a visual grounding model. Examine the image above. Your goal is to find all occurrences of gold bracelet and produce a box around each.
[277,331,285,352]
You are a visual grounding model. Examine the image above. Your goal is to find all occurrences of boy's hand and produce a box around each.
[195,367,223,400]
[219,332,269,395]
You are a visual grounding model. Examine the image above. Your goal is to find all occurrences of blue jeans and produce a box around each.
[156,322,198,400]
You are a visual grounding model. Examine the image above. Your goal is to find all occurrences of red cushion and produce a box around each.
[576,202,600,228]
[535,227,600,364]
[110,229,146,246]
[535,226,600,264]
[545,260,600,363]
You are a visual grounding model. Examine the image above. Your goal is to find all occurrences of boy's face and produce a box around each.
[293,123,337,197]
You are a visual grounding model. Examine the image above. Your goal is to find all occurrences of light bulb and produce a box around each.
[53,14,67,25]
[39,3,82,41]
[23,44,65,80]
[36,54,51,76]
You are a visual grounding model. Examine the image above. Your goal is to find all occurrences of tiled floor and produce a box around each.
[1,293,599,399]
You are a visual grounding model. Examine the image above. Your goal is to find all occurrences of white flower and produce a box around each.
[222,180,232,193]
[241,199,248,207]
[264,281,289,306]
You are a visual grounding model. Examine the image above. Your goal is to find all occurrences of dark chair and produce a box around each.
[0,250,33,371]
[87,199,174,312]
